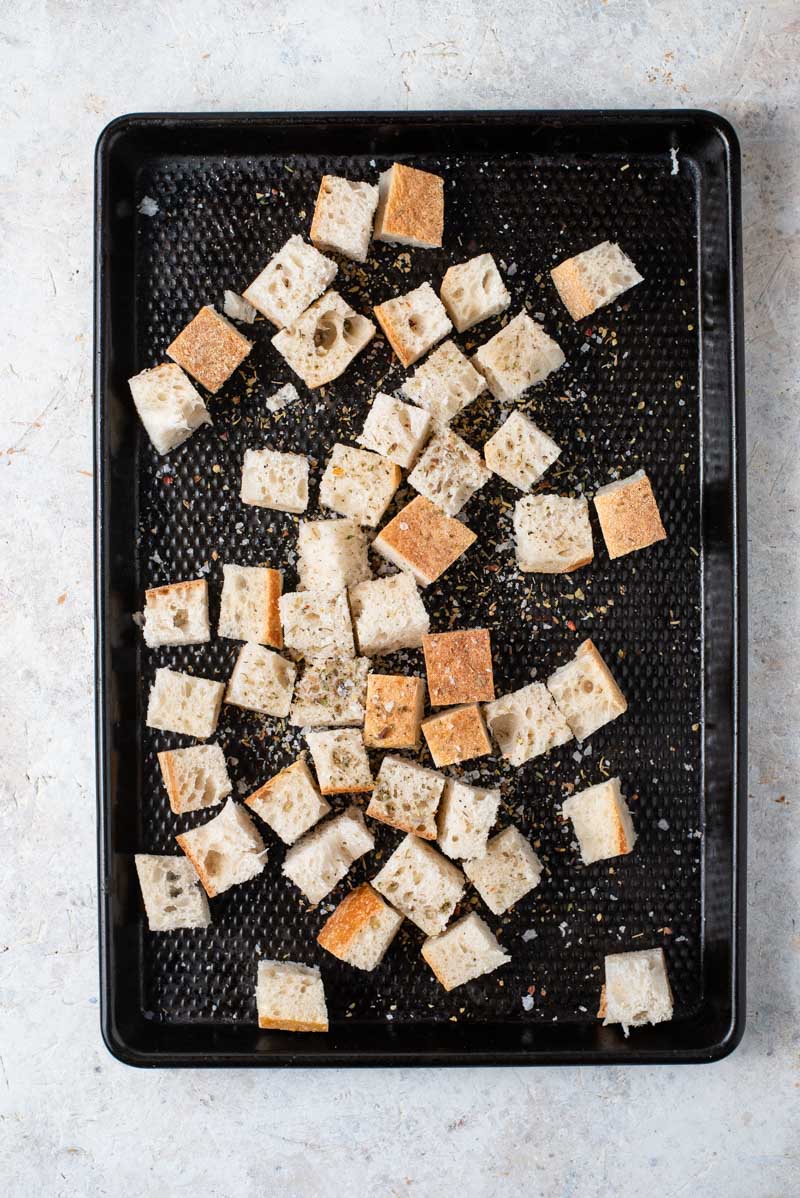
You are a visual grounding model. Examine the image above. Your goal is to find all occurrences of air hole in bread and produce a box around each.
[204,849,223,876]
[481,271,493,292]
[314,314,338,352]
[582,680,594,693]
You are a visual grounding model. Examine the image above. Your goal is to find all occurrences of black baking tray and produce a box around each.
[94,111,746,1067]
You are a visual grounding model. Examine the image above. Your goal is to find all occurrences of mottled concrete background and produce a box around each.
[1,2,797,1195]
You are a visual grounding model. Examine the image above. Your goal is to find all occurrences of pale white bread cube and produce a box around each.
[225,643,296,717]
[562,777,637,865]
[218,564,282,648]
[514,494,594,573]
[279,590,355,661]
[372,834,465,937]
[401,340,487,427]
[356,392,431,469]
[242,234,337,328]
[422,912,510,991]
[290,656,370,727]
[374,282,452,368]
[407,429,491,517]
[373,162,444,248]
[142,578,210,648]
[472,312,565,401]
[244,759,331,845]
[282,806,375,904]
[372,495,476,589]
[240,447,309,514]
[437,779,500,861]
[551,240,643,322]
[366,755,446,840]
[464,825,542,915]
[546,638,628,741]
[317,883,403,971]
[128,363,211,456]
[134,854,211,931]
[310,175,379,262]
[440,253,511,333]
[318,443,401,528]
[600,947,673,1034]
[157,743,232,815]
[349,573,430,657]
[297,518,371,597]
[256,959,329,1032]
[146,668,224,740]
[483,681,573,767]
[305,728,373,795]
[175,800,265,898]
[484,412,561,492]
[222,290,257,324]
[271,291,375,389]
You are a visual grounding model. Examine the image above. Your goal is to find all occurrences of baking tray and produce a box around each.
[94,110,745,1067]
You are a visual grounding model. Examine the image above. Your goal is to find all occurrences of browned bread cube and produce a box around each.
[373,163,444,248]
[317,884,403,971]
[372,495,476,588]
[421,704,492,767]
[363,674,426,750]
[423,628,495,706]
[167,305,252,393]
[593,470,666,559]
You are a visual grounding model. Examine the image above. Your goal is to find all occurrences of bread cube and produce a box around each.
[290,656,370,727]
[374,282,452,368]
[440,253,511,333]
[218,564,282,648]
[363,674,426,750]
[366,755,446,839]
[265,382,300,413]
[272,291,375,389]
[142,578,210,648]
[317,883,403,971]
[176,800,265,898]
[306,728,373,795]
[421,704,492,768]
[128,363,211,455]
[134,854,211,931]
[310,175,380,262]
[282,806,375,904]
[279,590,355,661]
[222,290,257,324]
[349,573,429,657]
[157,743,232,815]
[373,495,476,588]
[372,834,465,936]
[546,638,627,741]
[513,494,594,573]
[318,443,401,528]
[401,340,487,427]
[356,392,431,469]
[240,447,309,514]
[373,162,444,248]
[484,412,561,492]
[423,628,494,706]
[243,234,337,328]
[472,312,565,401]
[146,667,225,740]
[225,642,297,717]
[407,429,491,517]
[167,305,252,393]
[422,912,509,991]
[551,240,643,322]
[593,469,667,559]
[437,779,500,861]
[244,759,330,845]
[297,518,371,597]
[256,959,329,1032]
[600,948,673,1033]
[483,681,573,767]
[562,777,637,865]
[464,826,542,915]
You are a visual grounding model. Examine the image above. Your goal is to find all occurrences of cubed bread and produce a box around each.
[297,518,372,596]
[401,340,487,427]
[421,704,492,768]
[265,382,300,413]
[356,392,431,468]
[372,834,465,936]
[546,638,628,741]
[349,573,430,657]
[373,495,476,588]
[305,728,373,795]
[562,777,637,865]
[225,642,297,717]
[157,743,232,815]
[463,826,542,915]
[423,628,494,706]
[551,240,643,321]
[318,443,401,528]
[142,578,210,648]
[317,883,403,971]
[279,590,355,661]
[513,494,594,573]
[290,656,370,727]
[240,447,309,514]
[256,959,329,1032]
[437,779,500,861]
[483,681,573,767]
[166,305,253,393]
[146,667,225,740]
[310,175,379,263]
[472,312,565,401]
[271,291,375,389]
[374,282,452,368]
[366,755,446,839]
[134,854,211,931]
[244,759,331,845]
[440,253,511,333]
[373,162,444,248]
[600,947,673,1033]
[218,564,282,648]
[363,674,426,750]
[593,469,667,559]
[176,800,265,898]
[242,234,337,328]
[407,429,491,517]
[128,363,211,455]
[282,806,375,904]
[422,912,509,991]
[222,290,257,324]
[484,412,561,492]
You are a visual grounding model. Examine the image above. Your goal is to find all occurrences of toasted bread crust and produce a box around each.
[257,1015,329,1032]
[317,883,385,956]
[263,567,283,647]
[423,628,495,706]
[374,496,476,587]
[145,578,207,605]
[175,833,218,898]
[421,704,492,767]
[157,751,182,813]
[363,674,425,749]
[579,639,628,716]
[375,164,443,246]
[318,781,373,796]
[372,300,417,367]
[549,260,598,321]
[597,984,607,1019]
[593,474,667,559]
[167,305,252,393]
[244,759,304,813]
